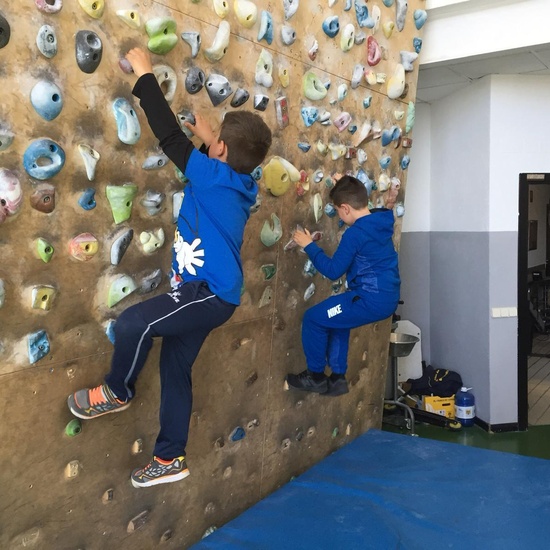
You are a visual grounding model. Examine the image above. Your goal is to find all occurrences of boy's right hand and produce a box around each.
[186,113,217,147]
[125,48,153,78]
[293,228,313,248]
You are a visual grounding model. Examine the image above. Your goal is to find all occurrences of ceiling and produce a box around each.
[416,43,550,103]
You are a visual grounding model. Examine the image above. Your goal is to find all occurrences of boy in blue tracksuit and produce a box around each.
[286,175,400,396]
[67,48,272,487]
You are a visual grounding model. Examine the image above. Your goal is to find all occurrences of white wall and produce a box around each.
[402,103,431,234]
[423,0,550,65]
[489,75,550,232]
[430,77,491,232]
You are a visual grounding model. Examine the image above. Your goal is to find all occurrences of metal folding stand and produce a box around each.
[384,333,419,436]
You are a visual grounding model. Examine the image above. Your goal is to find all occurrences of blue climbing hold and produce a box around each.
[113,98,141,145]
[298,142,311,153]
[401,155,411,170]
[413,37,423,54]
[28,330,50,364]
[23,139,65,180]
[301,106,318,127]
[322,16,340,38]
[30,80,63,121]
[230,426,246,441]
[78,188,96,210]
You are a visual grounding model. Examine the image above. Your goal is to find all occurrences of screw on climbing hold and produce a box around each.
[112,98,141,145]
[138,269,163,294]
[69,233,99,261]
[64,460,81,479]
[131,439,143,454]
[102,488,114,503]
[0,12,10,49]
[23,139,65,180]
[110,228,133,266]
[127,510,150,533]
[28,330,50,364]
[145,17,178,55]
[75,30,102,73]
[245,371,258,386]
[36,25,57,58]
[65,419,82,437]
[205,74,232,107]
[78,144,100,181]
[234,0,258,28]
[0,168,22,223]
[31,286,56,311]
[229,427,245,442]
[182,32,201,58]
[204,21,230,63]
[106,183,138,224]
[107,275,137,308]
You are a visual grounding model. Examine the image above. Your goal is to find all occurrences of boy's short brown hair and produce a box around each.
[220,111,272,174]
[329,175,369,209]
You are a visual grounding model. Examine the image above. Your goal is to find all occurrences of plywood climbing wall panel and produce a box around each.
[0,0,426,547]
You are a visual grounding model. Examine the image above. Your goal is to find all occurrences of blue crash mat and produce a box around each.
[191,429,550,549]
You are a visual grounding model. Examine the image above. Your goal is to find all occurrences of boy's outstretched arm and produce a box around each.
[300,230,356,281]
[125,48,194,175]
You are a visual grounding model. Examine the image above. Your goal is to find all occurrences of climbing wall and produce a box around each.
[0,0,426,547]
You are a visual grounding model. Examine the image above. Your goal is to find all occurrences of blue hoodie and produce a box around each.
[304,209,400,305]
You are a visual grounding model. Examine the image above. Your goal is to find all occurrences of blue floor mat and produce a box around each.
[191,429,550,549]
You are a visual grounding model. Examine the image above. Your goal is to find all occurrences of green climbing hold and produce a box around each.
[145,17,178,55]
[261,264,277,280]
[107,274,137,308]
[36,238,54,263]
[106,184,138,224]
[65,418,82,437]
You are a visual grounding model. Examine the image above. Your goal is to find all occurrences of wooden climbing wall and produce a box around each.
[0,0,425,547]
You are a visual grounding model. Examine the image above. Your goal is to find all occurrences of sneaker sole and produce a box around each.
[131,469,190,489]
[67,396,131,420]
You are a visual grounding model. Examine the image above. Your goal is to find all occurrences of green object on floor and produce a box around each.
[65,419,82,437]
[383,421,550,460]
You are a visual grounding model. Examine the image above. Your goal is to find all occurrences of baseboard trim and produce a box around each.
[475,417,520,433]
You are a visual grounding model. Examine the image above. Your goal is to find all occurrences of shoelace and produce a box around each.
[89,385,109,406]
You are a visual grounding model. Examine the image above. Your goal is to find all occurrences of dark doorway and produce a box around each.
[518,173,550,430]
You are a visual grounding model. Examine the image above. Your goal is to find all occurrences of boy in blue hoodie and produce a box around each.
[286,175,400,397]
[67,48,272,488]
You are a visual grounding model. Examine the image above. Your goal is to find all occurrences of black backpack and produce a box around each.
[405,363,463,397]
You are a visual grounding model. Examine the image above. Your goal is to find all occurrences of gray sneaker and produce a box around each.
[131,456,190,488]
[67,384,130,419]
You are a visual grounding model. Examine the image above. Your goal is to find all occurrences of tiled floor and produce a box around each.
[529,333,550,426]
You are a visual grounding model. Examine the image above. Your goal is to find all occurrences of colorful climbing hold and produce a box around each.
[145,17,178,55]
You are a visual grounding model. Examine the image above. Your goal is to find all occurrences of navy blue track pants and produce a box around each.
[105,281,235,459]
[302,291,397,375]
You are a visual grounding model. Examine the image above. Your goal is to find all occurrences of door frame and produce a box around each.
[518,173,550,431]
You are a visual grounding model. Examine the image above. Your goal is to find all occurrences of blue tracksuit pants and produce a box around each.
[105,281,235,459]
[302,291,397,375]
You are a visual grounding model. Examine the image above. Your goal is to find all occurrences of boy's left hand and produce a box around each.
[293,227,313,248]
[125,48,153,78]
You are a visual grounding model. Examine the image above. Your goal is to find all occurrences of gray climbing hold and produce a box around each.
[110,228,133,265]
[205,74,232,107]
[36,25,58,58]
[281,25,296,46]
[181,31,201,58]
[0,127,14,151]
[0,12,10,49]
[254,94,269,111]
[140,189,165,215]
[75,30,102,74]
[177,109,196,139]
[142,153,169,170]
[230,88,249,108]
[138,269,163,294]
[185,66,205,95]
[153,64,177,104]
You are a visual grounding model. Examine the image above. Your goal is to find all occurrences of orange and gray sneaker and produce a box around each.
[131,456,190,488]
[67,384,130,420]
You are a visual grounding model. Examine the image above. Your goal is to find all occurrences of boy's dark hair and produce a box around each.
[220,111,272,174]
[329,175,369,209]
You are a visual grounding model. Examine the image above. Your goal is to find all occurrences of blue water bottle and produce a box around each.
[455,387,475,427]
